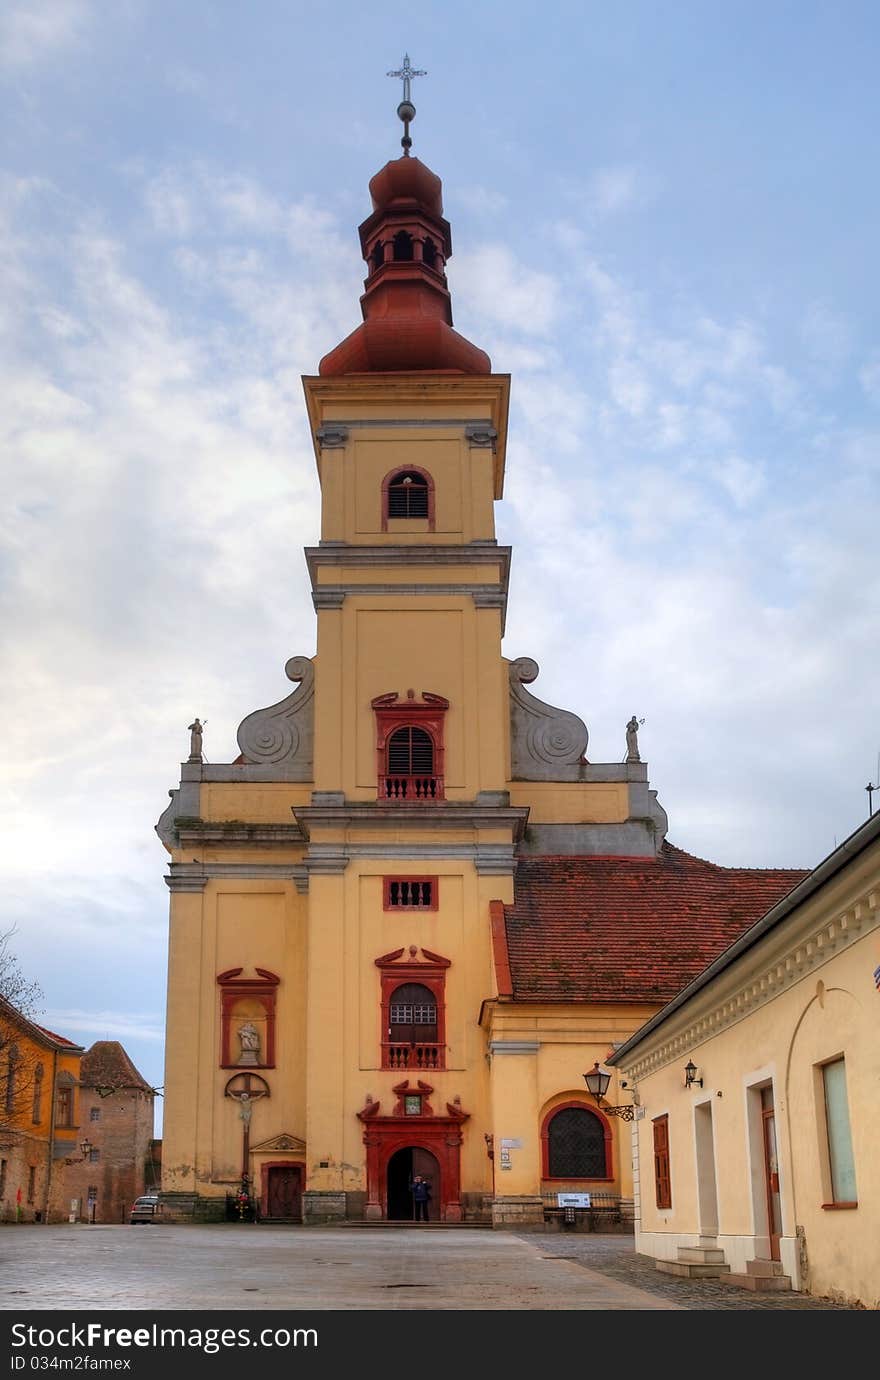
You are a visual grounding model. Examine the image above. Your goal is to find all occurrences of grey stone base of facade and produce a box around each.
[301,1190,347,1224]
[491,1195,545,1230]
[157,1192,226,1223]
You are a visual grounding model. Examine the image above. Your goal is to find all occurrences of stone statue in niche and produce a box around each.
[237,1022,261,1065]
[187,718,204,762]
[626,716,641,763]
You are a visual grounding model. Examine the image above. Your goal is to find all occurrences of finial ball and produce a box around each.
[397,100,416,124]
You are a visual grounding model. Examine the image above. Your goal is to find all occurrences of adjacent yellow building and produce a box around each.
[0,998,83,1223]
[610,812,879,1306]
[157,125,803,1230]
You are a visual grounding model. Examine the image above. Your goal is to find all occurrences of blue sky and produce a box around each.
[2,1,879,1120]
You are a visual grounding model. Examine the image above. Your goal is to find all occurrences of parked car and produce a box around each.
[129,1195,160,1224]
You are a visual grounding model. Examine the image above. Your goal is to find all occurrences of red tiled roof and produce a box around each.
[503,843,808,1004]
[81,1041,153,1093]
[31,1021,81,1049]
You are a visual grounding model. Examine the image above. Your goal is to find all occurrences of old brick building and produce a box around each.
[64,1042,155,1224]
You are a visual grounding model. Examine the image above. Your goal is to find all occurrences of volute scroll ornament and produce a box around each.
[236,655,315,774]
[509,657,590,780]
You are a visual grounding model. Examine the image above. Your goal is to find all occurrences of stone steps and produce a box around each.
[722,1258,791,1292]
[656,1259,731,1278]
[656,1244,730,1279]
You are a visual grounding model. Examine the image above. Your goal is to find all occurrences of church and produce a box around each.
[156,84,803,1229]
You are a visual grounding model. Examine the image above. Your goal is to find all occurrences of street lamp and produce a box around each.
[583,1062,636,1121]
[79,1139,93,1160]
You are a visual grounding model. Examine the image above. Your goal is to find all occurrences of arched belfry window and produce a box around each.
[381,467,435,531]
[393,230,414,261]
[541,1102,612,1181]
[388,471,428,518]
[371,691,448,802]
[388,726,434,777]
[422,238,438,270]
[371,240,384,273]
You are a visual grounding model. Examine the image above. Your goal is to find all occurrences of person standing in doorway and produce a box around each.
[412,1174,431,1222]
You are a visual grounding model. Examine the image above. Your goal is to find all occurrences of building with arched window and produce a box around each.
[157,115,805,1231]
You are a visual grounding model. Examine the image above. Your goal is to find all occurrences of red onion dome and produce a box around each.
[368,157,443,217]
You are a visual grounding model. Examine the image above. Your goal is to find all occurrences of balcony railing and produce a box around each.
[380,775,443,801]
[382,1042,445,1071]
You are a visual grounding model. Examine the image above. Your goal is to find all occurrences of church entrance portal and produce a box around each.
[386,1147,440,1221]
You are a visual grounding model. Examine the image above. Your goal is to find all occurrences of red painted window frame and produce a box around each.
[371,691,448,802]
[375,946,450,1071]
[540,1100,614,1183]
[217,967,280,1070]
[383,877,439,911]
[381,465,436,531]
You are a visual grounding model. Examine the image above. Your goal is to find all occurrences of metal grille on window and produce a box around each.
[548,1107,606,1178]
[390,1002,438,1024]
[387,472,429,518]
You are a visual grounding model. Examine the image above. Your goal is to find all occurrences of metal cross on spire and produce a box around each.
[387,53,426,155]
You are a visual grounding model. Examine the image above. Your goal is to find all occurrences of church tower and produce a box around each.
[158,72,799,1228]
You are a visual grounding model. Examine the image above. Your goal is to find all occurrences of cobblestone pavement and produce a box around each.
[518,1233,859,1310]
[1,1225,677,1311]
[0,1226,860,1311]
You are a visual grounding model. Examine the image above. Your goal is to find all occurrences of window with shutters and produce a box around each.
[653,1114,672,1210]
[541,1102,612,1180]
[384,877,438,910]
[371,691,448,802]
[381,466,435,530]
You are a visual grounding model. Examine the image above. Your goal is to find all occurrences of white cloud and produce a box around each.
[450,245,561,335]
[708,455,766,508]
[42,1010,165,1044]
[0,0,91,67]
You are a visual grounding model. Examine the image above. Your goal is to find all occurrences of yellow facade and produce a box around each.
[0,1002,83,1223]
[158,152,692,1229]
[157,362,665,1226]
[612,817,880,1306]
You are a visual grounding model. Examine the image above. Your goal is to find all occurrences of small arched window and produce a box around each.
[387,470,429,519]
[388,726,434,776]
[546,1106,609,1178]
[422,238,438,269]
[371,240,384,273]
[392,230,414,261]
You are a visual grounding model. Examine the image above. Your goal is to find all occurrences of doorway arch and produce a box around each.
[386,1146,440,1221]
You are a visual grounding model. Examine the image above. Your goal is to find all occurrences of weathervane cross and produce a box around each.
[387,53,426,105]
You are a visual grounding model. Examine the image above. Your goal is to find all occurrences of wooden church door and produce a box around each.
[266,1166,302,1220]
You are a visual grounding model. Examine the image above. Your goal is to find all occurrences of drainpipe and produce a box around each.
[43,1048,57,1224]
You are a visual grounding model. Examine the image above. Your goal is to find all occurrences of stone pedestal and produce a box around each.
[490,1195,545,1230]
[302,1190,347,1224]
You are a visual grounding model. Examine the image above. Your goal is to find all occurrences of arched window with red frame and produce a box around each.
[381,467,435,531]
[376,946,449,1072]
[372,691,447,801]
